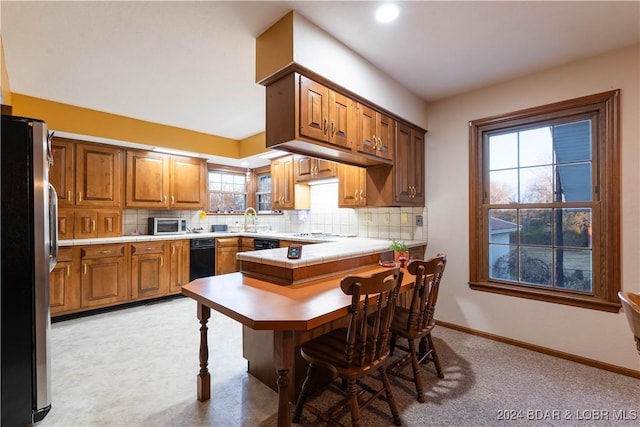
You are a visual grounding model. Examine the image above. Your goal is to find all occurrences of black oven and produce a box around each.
[254,238,280,250]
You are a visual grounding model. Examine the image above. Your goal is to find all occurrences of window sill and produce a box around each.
[469,281,621,313]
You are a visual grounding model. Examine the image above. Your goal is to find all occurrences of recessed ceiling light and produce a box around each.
[376,3,399,23]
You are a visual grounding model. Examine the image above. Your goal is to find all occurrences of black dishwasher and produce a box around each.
[254,238,280,250]
[190,238,215,281]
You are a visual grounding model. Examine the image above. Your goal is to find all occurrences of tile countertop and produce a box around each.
[58,231,386,246]
[58,232,426,269]
[236,238,426,269]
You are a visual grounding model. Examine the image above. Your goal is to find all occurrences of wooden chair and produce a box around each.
[387,254,447,403]
[618,291,640,354]
[293,268,404,427]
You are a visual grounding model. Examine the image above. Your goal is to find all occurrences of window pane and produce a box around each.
[258,175,271,192]
[520,209,552,246]
[489,169,518,204]
[489,209,518,244]
[556,163,592,202]
[553,120,591,163]
[558,208,592,249]
[520,165,553,203]
[489,245,517,282]
[554,249,592,292]
[489,133,518,170]
[519,246,552,287]
[520,127,553,167]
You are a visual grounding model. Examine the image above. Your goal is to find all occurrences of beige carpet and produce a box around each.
[44,296,639,426]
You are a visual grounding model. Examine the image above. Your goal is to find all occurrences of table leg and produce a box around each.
[274,330,293,427]
[197,303,211,401]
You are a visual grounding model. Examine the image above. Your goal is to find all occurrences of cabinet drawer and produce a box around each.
[81,244,125,259]
[131,241,165,255]
[57,247,74,262]
[216,237,240,248]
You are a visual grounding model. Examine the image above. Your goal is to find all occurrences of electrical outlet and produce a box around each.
[365,212,372,223]
[416,215,423,226]
[401,212,408,224]
[384,213,390,223]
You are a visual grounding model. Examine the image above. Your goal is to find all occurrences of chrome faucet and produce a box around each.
[244,207,257,231]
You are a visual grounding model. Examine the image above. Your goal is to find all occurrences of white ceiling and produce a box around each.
[2,1,639,166]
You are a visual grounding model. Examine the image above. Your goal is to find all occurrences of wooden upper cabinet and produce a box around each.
[125,150,206,209]
[299,75,354,151]
[170,156,207,209]
[394,122,425,205]
[75,143,122,207]
[355,103,393,162]
[271,155,310,210]
[126,150,170,208]
[49,138,123,208]
[338,164,366,208]
[50,138,75,207]
[293,155,337,182]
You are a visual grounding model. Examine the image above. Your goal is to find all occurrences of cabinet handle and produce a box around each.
[100,250,110,254]
[83,263,87,274]
[171,195,175,205]
[331,122,336,136]
[323,118,328,134]
[78,192,83,202]
[66,265,70,277]
[146,247,153,251]
[66,191,72,201]
[172,245,175,255]
[408,186,413,198]
[163,195,167,204]
[160,256,164,267]
[91,220,96,232]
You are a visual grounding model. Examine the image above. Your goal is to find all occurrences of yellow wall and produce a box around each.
[255,11,294,83]
[10,93,266,158]
[1,36,12,106]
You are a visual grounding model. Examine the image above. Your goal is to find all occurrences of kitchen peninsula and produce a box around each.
[181,238,423,427]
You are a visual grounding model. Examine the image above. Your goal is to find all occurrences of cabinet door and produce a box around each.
[169,240,190,294]
[170,156,206,209]
[49,248,80,315]
[355,103,378,157]
[271,155,294,209]
[395,122,425,205]
[216,237,240,275]
[57,208,75,240]
[74,210,98,239]
[299,75,329,142]
[240,237,254,252]
[75,144,122,207]
[80,245,127,308]
[328,91,354,149]
[294,156,337,182]
[126,150,170,208]
[131,242,169,300]
[97,210,122,238]
[338,164,366,208]
[376,112,394,161]
[50,138,75,207]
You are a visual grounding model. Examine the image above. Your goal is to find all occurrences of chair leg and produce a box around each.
[347,378,361,427]
[379,366,402,426]
[293,363,317,423]
[408,338,425,403]
[425,334,444,379]
[390,332,398,355]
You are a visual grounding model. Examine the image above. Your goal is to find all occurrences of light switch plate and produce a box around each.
[416,215,423,226]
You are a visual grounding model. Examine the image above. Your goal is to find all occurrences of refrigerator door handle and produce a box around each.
[48,183,58,272]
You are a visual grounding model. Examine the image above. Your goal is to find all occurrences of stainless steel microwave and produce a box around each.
[148,217,187,235]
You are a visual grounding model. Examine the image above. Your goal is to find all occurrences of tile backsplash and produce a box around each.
[123,182,427,243]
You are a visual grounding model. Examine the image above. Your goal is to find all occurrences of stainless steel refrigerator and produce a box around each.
[1,115,57,426]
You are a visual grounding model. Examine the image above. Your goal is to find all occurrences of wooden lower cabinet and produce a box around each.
[49,247,80,315]
[80,244,128,308]
[216,237,240,275]
[130,241,169,300]
[169,240,190,294]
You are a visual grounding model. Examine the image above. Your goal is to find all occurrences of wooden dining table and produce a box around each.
[181,263,415,427]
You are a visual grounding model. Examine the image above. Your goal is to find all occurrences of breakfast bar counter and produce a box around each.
[182,264,415,427]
